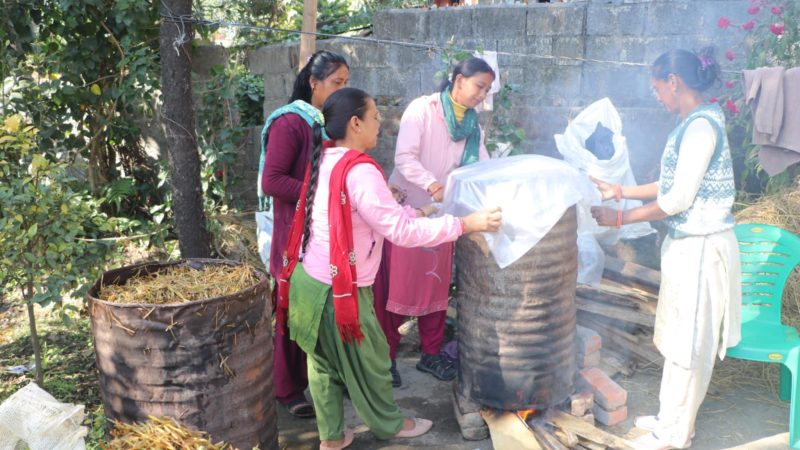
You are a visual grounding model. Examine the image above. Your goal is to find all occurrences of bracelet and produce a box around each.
[429,185,443,196]
[612,184,622,202]
[458,217,467,234]
[616,209,623,229]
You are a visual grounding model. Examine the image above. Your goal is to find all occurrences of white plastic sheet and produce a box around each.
[255,209,274,270]
[554,97,655,244]
[442,155,600,269]
[0,382,87,450]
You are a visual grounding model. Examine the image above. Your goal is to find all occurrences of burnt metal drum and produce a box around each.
[456,206,578,410]
[88,259,277,450]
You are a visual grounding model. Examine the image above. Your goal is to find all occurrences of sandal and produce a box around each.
[286,398,316,419]
[394,418,433,438]
[320,429,354,450]
[416,354,456,381]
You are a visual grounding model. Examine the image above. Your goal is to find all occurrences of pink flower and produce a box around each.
[709,97,718,103]
[725,99,741,114]
[770,24,785,36]
[718,16,731,28]
[725,50,736,61]
[726,80,736,88]
[748,5,760,14]
[215,169,224,178]
[771,6,783,15]
[742,20,755,31]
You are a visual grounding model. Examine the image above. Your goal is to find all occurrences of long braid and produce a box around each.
[301,124,325,255]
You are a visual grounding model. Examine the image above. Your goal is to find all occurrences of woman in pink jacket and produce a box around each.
[377,57,495,385]
[278,87,501,449]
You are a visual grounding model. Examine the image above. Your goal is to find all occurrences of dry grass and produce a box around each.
[213,212,263,269]
[98,264,258,305]
[735,183,800,330]
[101,416,230,450]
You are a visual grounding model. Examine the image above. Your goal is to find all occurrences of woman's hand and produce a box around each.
[419,204,439,217]
[590,206,618,227]
[462,207,502,233]
[427,181,444,202]
[590,176,617,201]
[390,185,407,204]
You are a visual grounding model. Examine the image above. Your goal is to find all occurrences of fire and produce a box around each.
[517,408,537,421]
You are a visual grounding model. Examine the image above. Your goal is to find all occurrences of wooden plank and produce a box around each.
[547,410,635,450]
[530,423,570,450]
[578,314,663,368]
[553,428,580,448]
[602,256,661,293]
[481,409,544,450]
[576,297,655,327]
[578,282,658,316]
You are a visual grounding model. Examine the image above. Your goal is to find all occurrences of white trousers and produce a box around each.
[654,293,720,448]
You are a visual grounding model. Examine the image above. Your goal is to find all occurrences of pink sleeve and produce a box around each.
[347,164,462,247]
[394,98,439,191]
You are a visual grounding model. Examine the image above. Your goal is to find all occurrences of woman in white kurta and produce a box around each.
[591,48,741,450]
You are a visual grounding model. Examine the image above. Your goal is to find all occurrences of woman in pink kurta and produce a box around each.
[379,57,496,384]
[279,87,502,449]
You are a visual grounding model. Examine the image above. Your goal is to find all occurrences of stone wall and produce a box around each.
[233,0,750,207]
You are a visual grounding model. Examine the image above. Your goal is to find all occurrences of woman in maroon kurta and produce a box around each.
[261,50,349,418]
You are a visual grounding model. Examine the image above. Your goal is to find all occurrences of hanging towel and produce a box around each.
[743,67,800,175]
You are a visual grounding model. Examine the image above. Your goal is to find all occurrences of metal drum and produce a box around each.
[456,206,578,410]
[88,259,277,450]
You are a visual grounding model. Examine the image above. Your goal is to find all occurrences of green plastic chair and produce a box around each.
[728,223,800,449]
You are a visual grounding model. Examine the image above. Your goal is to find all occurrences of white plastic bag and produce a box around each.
[554,97,655,244]
[255,209,274,270]
[443,155,600,269]
[0,383,87,450]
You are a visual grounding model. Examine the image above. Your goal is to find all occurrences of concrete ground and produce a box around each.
[277,350,792,450]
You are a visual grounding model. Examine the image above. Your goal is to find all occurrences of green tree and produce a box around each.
[0,114,113,384]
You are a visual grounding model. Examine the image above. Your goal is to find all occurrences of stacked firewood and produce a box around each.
[576,256,662,374]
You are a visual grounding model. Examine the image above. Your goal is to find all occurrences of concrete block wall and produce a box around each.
[236,0,750,207]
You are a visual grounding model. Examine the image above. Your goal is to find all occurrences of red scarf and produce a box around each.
[277,146,384,344]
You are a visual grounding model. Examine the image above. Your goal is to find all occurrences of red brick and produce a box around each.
[576,325,602,354]
[570,390,594,417]
[593,404,628,426]
[577,349,601,369]
[577,367,627,410]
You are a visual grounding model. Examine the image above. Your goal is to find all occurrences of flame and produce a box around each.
[517,408,537,421]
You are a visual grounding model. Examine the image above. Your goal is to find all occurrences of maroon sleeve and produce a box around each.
[262,114,311,204]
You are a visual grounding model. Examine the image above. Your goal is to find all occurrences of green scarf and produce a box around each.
[440,87,480,166]
[257,100,327,211]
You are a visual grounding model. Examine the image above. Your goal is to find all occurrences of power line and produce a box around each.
[160,12,741,74]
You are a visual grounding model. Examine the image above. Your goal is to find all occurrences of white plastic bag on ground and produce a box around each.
[0,382,87,450]
[255,209,274,270]
[554,97,655,245]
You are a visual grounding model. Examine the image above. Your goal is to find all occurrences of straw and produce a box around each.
[99,264,258,305]
[101,416,231,449]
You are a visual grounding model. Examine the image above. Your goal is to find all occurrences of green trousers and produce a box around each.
[289,264,404,441]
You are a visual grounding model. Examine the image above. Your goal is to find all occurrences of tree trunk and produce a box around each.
[25,282,43,386]
[158,0,211,258]
[298,0,318,71]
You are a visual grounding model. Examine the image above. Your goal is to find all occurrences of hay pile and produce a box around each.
[99,264,258,305]
[735,183,800,329]
[101,416,230,450]
[214,212,263,269]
